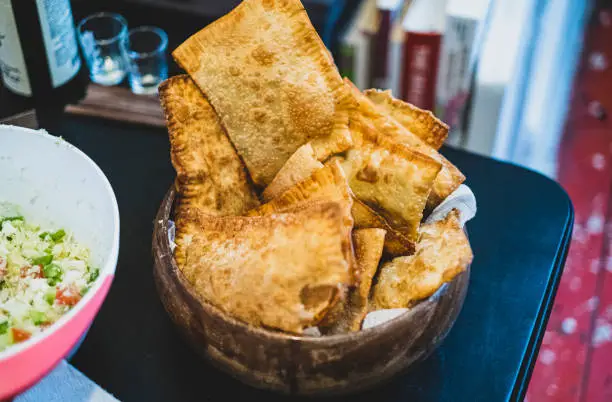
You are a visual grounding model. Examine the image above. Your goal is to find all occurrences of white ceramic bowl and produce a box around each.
[0,125,120,399]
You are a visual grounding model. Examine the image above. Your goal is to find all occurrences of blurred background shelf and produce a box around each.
[64,84,164,127]
[0,0,592,177]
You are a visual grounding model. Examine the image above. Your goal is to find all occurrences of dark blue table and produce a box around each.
[43,114,573,402]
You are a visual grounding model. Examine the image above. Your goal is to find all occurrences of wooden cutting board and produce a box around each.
[65,84,165,127]
[0,109,38,129]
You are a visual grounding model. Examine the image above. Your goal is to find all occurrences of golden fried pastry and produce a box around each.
[174,202,351,334]
[345,79,464,210]
[173,0,355,186]
[321,228,386,334]
[249,160,356,283]
[262,143,323,201]
[370,210,473,309]
[351,198,414,255]
[364,89,448,150]
[341,143,441,244]
[263,150,413,256]
[159,75,259,219]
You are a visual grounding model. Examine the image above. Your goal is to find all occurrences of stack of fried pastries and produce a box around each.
[160,0,473,335]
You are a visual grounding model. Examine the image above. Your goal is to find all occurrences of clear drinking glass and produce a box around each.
[121,27,168,95]
[77,13,128,86]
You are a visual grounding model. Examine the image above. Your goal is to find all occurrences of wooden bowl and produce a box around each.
[152,186,470,396]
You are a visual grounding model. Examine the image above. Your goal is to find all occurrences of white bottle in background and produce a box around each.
[435,0,491,146]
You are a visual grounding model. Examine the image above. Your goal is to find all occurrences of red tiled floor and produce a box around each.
[527,3,612,401]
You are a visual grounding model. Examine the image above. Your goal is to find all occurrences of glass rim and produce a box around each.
[122,26,168,60]
[77,12,128,46]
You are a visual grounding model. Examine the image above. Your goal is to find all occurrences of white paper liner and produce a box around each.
[303,327,322,337]
[166,184,477,333]
[424,184,477,226]
[167,220,176,252]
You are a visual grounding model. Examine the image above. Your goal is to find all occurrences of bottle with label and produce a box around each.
[397,0,448,110]
[0,0,87,109]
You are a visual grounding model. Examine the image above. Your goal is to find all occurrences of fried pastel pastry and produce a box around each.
[264,150,413,256]
[345,79,464,210]
[341,143,441,244]
[173,0,355,186]
[174,202,351,334]
[159,75,259,220]
[364,89,448,150]
[351,198,414,256]
[262,143,324,202]
[370,210,473,310]
[321,228,386,334]
[249,160,356,283]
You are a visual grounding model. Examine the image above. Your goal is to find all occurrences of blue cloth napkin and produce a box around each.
[15,360,119,402]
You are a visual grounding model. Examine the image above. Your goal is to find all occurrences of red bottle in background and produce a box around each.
[397,0,448,110]
[400,32,442,110]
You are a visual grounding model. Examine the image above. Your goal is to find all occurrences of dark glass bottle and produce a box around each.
[0,0,88,113]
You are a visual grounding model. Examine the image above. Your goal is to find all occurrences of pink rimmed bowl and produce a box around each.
[0,125,120,400]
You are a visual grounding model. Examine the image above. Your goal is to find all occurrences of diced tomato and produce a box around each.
[38,322,52,330]
[12,328,31,343]
[55,285,81,306]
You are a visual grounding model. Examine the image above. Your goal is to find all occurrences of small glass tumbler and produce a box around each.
[121,27,168,95]
[77,12,128,86]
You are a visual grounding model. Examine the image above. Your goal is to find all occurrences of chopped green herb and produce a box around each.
[29,311,46,325]
[88,268,99,283]
[0,216,24,224]
[0,216,24,230]
[0,321,8,335]
[44,290,55,305]
[43,263,63,286]
[39,232,49,239]
[32,254,53,266]
[50,229,65,242]
[80,286,90,296]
